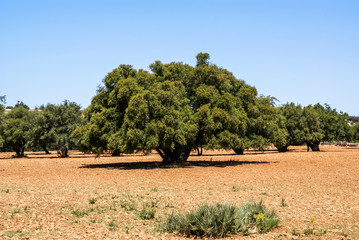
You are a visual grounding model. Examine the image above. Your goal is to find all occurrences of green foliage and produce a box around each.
[314,103,352,142]
[270,103,324,152]
[160,200,279,238]
[0,95,5,149]
[137,203,156,220]
[352,123,359,142]
[73,54,260,163]
[72,207,94,218]
[303,228,314,235]
[30,101,85,157]
[2,106,34,157]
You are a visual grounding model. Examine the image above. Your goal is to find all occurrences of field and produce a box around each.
[0,146,359,239]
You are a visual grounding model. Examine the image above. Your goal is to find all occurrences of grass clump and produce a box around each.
[159,200,279,238]
[137,203,156,220]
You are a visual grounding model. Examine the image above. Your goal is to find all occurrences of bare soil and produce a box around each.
[0,145,358,239]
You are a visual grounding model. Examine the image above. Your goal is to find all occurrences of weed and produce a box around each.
[304,228,314,235]
[89,219,96,223]
[88,198,97,204]
[137,203,156,220]
[291,227,299,236]
[1,189,9,193]
[23,206,31,214]
[120,199,137,212]
[151,188,158,192]
[280,198,288,207]
[232,186,241,192]
[261,192,268,196]
[11,208,21,216]
[160,200,279,238]
[72,208,94,218]
[108,219,118,231]
[3,230,28,238]
[317,228,327,235]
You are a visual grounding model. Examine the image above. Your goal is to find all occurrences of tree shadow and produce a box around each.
[79,160,274,170]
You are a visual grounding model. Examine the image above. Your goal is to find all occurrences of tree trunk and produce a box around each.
[197,147,203,156]
[15,147,25,158]
[276,145,288,152]
[233,148,244,155]
[42,146,50,154]
[309,142,320,151]
[58,147,69,158]
[156,148,191,165]
[111,149,121,156]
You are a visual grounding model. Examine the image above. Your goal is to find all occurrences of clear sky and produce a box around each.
[1,0,358,115]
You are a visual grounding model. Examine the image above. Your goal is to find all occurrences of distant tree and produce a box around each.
[302,105,324,151]
[30,101,85,157]
[347,116,359,123]
[196,52,210,66]
[2,106,33,157]
[313,103,352,142]
[0,95,6,149]
[352,123,359,142]
[15,101,30,110]
[270,103,304,152]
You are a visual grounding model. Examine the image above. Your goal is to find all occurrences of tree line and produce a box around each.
[1,53,358,161]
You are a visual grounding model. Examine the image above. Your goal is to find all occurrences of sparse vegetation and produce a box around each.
[160,200,279,237]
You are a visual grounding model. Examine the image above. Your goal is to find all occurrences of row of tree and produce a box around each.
[1,53,358,162]
[0,100,84,157]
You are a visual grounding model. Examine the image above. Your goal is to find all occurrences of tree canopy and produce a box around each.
[73,53,275,163]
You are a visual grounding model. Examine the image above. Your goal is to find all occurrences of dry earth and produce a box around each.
[0,145,358,239]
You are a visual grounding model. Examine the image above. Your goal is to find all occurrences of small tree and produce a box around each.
[30,101,85,157]
[302,105,324,151]
[0,95,6,150]
[2,106,33,157]
[313,103,352,142]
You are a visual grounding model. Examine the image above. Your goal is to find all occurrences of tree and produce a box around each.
[2,106,33,157]
[270,103,304,152]
[352,123,359,142]
[302,105,324,151]
[30,101,85,157]
[73,54,252,164]
[0,95,6,150]
[313,103,352,142]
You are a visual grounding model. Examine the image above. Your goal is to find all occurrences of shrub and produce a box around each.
[137,203,156,220]
[160,200,279,238]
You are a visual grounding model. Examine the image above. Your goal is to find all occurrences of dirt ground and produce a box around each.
[0,145,358,239]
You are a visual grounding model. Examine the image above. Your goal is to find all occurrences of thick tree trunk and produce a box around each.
[15,147,25,158]
[233,148,244,155]
[42,146,50,154]
[308,142,320,151]
[276,145,288,152]
[111,149,121,156]
[197,147,203,156]
[156,148,191,165]
[58,147,69,158]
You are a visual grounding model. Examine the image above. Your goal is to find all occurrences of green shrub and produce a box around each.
[159,200,279,238]
[137,203,156,220]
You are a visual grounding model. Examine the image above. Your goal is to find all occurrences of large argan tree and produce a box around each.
[74,54,259,164]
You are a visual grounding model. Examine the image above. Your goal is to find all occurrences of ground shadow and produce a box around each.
[79,160,274,170]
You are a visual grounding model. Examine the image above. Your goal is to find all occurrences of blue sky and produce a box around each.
[1,0,358,115]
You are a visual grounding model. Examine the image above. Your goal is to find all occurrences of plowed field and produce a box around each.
[0,145,358,239]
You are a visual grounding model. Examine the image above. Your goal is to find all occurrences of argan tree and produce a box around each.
[30,101,85,157]
[73,54,254,164]
[313,103,352,142]
[2,105,33,157]
[0,95,6,150]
